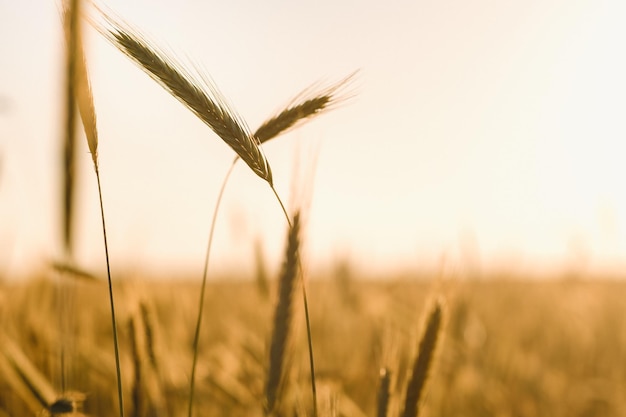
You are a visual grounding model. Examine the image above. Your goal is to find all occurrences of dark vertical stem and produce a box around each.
[377,368,391,417]
[188,158,237,417]
[95,167,125,417]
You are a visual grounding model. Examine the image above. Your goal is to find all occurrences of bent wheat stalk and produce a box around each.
[377,368,391,417]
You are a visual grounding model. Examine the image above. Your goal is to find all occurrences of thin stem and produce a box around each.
[269,185,318,417]
[188,158,237,417]
[95,166,125,417]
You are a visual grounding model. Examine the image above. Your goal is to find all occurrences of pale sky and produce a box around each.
[1,0,626,279]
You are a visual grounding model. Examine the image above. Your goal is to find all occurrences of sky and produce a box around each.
[1,0,626,280]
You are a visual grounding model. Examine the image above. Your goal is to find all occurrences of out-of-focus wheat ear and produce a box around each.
[91,7,273,185]
[128,303,165,417]
[139,302,159,372]
[51,260,99,282]
[61,0,81,256]
[0,343,51,415]
[128,314,149,417]
[254,70,358,144]
[1,335,58,410]
[400,299,444,417]
[377,368,391,417]
[254,238,270,300]
[265,212,301,415]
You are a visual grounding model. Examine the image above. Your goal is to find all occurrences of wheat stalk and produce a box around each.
[377,368,391,417]
[64,2,124,416]
[51,260,99,282]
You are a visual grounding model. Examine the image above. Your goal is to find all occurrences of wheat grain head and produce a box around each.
[265,212,301,415]
[254,71,358,144]
[401,298,444,417]
[92,7,273,185]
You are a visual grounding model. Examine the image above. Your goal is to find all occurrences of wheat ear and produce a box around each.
[401,299,444,417]
[92,7,272,185]
[254,71,358,144]
[265,212,301,415]
[61,0,79,257]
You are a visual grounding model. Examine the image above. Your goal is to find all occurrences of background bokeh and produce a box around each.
[1,0,625,279]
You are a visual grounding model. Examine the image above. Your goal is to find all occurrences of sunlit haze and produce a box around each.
[1,0,626,279]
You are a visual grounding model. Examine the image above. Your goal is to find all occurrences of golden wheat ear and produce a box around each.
[63,0,98,166]
[254,71,359,144]
[265,211,302,416]
[91,6,273,185]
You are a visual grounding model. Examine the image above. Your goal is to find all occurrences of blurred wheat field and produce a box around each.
[1,273,624,417]
[3,2,626,416]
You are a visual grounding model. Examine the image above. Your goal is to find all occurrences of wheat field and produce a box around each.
[1,273,625,416]
[2,1,625,416]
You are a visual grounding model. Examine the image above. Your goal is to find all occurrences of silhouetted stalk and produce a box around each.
[95,167,125,417]
[188,158,236,417]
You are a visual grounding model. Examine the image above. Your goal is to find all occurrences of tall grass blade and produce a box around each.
[188,158,236,417]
